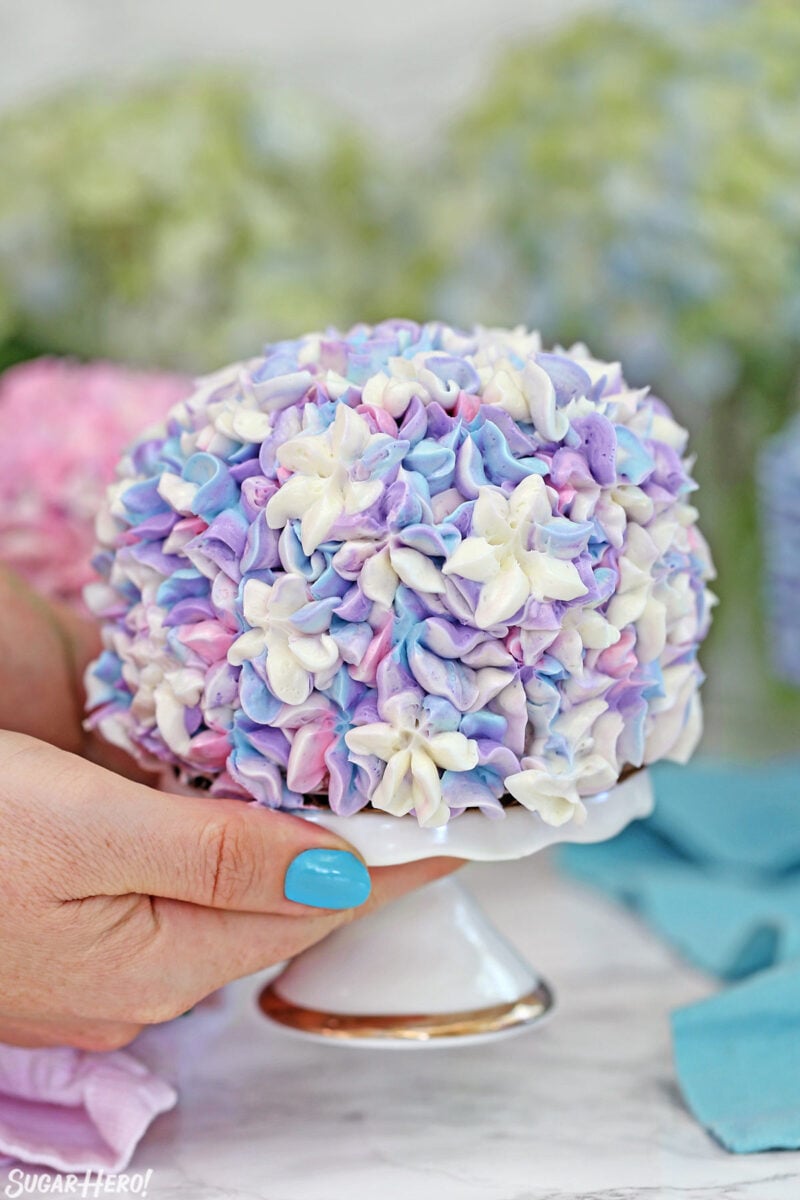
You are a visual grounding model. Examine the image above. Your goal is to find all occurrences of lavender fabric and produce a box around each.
[0,1044,176,1173]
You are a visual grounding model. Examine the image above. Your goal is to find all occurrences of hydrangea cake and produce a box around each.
[85,321,715,828]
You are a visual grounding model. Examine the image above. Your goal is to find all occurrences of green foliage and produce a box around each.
[0,72,400,371]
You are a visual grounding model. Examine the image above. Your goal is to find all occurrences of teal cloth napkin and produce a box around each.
[673,964,800,1153]
[558,759,800,1153]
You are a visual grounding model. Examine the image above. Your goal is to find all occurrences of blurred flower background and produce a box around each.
[1,0,798,754]
[0,75,396,370]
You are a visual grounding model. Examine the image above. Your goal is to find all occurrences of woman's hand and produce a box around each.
[0,732,457,1051]
[0,566,142,777]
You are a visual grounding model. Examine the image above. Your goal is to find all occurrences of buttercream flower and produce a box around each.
[228,575,339,704]
[443,476,587,628]
[482,358,568,442]
[504,752,619,827]
[331,474,459,607]
[391,598,518,713]
[266,672,381,815]
[227,718,299,809]
[207,367,279,446]
[345,690,479,827]
[336,534,447,608]
[265,403,397,555]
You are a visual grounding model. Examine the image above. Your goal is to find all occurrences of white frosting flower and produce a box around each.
[481,358,567,440]
[88,605,207,762]
[362,543,446,606]
[470,325,542,361]
[228,575,339,704]
[333,536,446,608]
[643,662,703,765]
[443,475,587,627]
[157,471,199,516]
[207,374,318,455]
[213,398,273,445]
[265,403,384,554]
[153,668,206,757]
[172,362,244,429]
[504,752,618,827]
[178,361,312,453]
[345,709,479,828]
[361,368,431,417]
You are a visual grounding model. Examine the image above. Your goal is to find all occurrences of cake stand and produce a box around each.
[258,770,653,1047]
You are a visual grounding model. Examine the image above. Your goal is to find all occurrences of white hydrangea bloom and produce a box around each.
[228,575,339,704]
[504,753,618,827]
[443,475,587,627]
[265,403,384,554]
[346,711,479,828]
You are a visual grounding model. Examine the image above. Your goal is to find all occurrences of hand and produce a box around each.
[0,566,143,778]
[0,732,459,1051]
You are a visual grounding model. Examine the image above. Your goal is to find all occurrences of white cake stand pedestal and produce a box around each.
[259,771,653,1047]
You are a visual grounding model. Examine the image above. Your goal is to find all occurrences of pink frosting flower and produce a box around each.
[0,358,190,608]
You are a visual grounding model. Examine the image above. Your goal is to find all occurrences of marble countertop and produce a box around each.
[53,856,800,1199]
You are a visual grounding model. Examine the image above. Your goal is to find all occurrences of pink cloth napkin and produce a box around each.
[0,1044,176,1173]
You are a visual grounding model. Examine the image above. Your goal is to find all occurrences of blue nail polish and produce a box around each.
[284,849,371,910]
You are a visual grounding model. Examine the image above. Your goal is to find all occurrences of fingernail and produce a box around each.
[284,849,371,910]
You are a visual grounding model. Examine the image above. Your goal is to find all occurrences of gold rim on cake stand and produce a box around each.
[258,979,554,1044]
